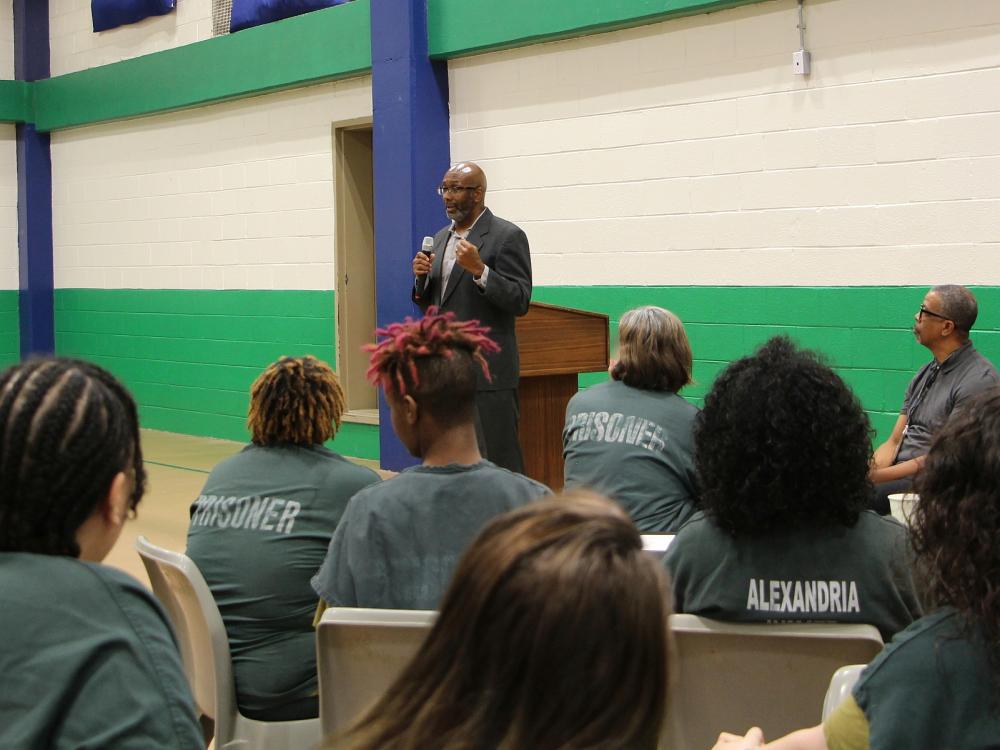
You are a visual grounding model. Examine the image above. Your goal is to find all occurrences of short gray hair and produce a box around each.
[931,285,978,334]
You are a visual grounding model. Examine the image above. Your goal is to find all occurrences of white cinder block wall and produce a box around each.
[1,0,13,79]
[0,127,16,291]
[51,77,372,291]
[50,0,214,76]
[1,0,16,292]
[450,0,1000,287]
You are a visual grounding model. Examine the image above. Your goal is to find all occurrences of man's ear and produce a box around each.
[941,319,956,338]
[101,471,130,529]
[402,394,419,426]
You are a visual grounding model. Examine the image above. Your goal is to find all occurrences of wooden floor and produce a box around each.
[104,429,382,587]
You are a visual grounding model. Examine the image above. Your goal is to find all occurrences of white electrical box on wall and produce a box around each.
[793,49,811,75]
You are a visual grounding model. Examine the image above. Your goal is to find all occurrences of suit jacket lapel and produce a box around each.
[442,209,492,307]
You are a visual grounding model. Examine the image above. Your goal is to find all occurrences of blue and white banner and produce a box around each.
[92,0,176,32]
[231,0,350,33]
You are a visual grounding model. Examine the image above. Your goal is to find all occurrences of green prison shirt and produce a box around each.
[0,553,202,749]
[838,609,1000,750]
[186,443,380,721]
[311,461,550,610]
[562,379,699,533]
[663,511,922,641]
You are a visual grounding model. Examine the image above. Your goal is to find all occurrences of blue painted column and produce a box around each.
[14,0,55,357]
[371,0,450,470]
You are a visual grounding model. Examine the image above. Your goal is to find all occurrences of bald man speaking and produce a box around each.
[412,162,533,473]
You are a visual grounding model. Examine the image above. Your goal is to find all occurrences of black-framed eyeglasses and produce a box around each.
[918,306,951,322]
[437,184,481,196]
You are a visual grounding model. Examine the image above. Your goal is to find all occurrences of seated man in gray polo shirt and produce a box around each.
[869,285,999,513]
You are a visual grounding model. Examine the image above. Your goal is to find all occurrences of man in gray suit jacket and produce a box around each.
[412,162,532,472]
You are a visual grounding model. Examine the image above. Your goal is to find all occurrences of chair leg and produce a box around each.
[199,714,215,748]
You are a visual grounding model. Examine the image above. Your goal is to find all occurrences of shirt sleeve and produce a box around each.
[824,694,871,750]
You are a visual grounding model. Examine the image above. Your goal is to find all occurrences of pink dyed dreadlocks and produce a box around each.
[365,308,500,397]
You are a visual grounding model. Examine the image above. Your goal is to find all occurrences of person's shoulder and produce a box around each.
[854,509,907,536]
[671,511,716,542]
[663,512,718,569]
[966,344,1000,378]
[483,209,525,236]
[308,445,382,482]
[477,462,550,495]
[568,379,615,407]
[857,610,962,689]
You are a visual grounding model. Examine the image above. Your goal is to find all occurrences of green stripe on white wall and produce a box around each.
[53,286,1000,463]
[427,0,765,58]
[534,285,1000,442]
[0,291,20,369]
[54,288,380,461]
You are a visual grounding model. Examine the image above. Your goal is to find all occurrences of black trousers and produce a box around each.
[870,477,915,516]
[473,388,524,474]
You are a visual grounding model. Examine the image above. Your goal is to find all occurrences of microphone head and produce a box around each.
[421,236,434,253]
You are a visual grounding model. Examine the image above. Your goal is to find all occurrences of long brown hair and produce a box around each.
[336,492,671,749]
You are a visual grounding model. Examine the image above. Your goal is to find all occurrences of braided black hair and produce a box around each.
[0,357,146,557]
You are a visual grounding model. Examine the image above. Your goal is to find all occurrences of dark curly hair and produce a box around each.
[247,356,345,446]
[0,357,146,557]
[912,385,1000,680]
[695,336,872,536]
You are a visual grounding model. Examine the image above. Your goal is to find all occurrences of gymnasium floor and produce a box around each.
[103,429,381,587]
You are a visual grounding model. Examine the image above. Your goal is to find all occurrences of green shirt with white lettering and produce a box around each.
[664,511,922,641]
[562,379,699,532]
[186,443,380,721]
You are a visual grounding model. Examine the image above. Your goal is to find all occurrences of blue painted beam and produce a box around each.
[371,0,450,470]
[14,0,55,357]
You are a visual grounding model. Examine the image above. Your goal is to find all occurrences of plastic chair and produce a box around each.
[822,664,866,721]
[640,534,676,559]
[136,536,321,750]
[316,607,436,738]
[665,614,884,750]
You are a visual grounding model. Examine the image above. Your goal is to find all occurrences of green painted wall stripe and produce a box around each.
[0,80,32,123]
[427,0,765,58]
[0,291,20,370]
[533,285,1000,445]
[52,286,1000,463]
[33,0,372,132]
[54,288,380,461]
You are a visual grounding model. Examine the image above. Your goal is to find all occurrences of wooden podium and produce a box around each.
[515,302,610,490]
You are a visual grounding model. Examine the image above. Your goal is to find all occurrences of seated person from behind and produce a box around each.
[869,284,999,514]
[0,358,202,749]
[186,356,380,721]
[562,305,699,532]
[311,309,549,611]
[664,337,921,642]
[714,386,1000,750]
[334,492,671,750]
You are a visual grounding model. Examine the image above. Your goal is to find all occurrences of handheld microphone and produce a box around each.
[414,236,435,299]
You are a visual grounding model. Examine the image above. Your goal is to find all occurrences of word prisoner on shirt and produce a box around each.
[563,411,668,453]
[190,494,301,534]
[747,578,861,614]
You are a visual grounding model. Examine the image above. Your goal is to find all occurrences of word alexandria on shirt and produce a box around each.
[564,411,668,453]
[746,578,861,614]
[190,494,301,534]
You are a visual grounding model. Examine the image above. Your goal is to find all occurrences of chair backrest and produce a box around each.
[136,536,238,742]
[666,614,884,750]
[822,664,866,721]
[316,607,436,738]
[641,534,675,559]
